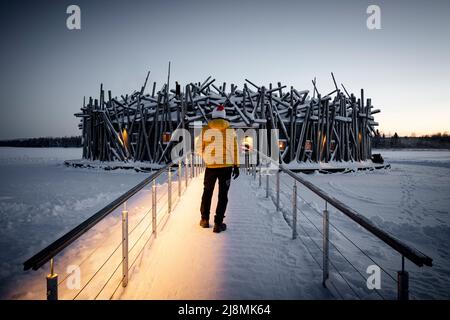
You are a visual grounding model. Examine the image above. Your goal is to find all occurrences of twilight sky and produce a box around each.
[0,0,449,139]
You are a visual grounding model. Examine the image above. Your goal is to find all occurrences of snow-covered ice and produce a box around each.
[0,148,149,298]
[279,149,450,299]
[0,147,449,299]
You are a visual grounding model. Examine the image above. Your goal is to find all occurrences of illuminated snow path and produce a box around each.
[114,173,330,299]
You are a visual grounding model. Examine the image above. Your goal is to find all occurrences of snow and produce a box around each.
[114,173,330,300]
[0,147,449,299]
[0,148,149,299]
[279,149,450,299]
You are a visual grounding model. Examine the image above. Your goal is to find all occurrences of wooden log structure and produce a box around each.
[74,70,380,165]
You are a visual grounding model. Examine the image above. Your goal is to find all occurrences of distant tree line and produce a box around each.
[373,131,450,149]
[0,136,82,148]
[1,132,449,149]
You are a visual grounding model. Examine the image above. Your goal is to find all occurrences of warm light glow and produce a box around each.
[330,140,336,152]
[242,136,254,151]
[162,132,171,144]
[122,128,128,144]
[122,128,129,148]
[278,139,286,152]
[305,140,312,152]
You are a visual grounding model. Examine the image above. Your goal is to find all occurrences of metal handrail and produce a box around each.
[278,163,433,268]
[256,152,432,268]
[23,153,194,272]
[253,151,432,299]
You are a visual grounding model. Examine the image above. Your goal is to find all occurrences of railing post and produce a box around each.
[152,180,157,238]
[323,202,329,287]
[46,258,58,300]
[168,167,172,214]
[196,154,199,176]
[122,202,128,287]
[397,257,409,300]
[185,155,189,188]
[253,153,257,179]
[191,153,194,178]
[265,163,269,198]
[178,160,182,197]
[192,154,195,178]
[258,159,262,187]
[292,182,298,239]
[245,152,249,174]
[276,169,280,211]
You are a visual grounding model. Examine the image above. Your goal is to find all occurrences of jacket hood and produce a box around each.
[207,118,230,130]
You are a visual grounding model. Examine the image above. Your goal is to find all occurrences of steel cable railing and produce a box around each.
[263,170,361,299]
[297,193,399,285]
[23,152,204,300]
[276,174,398,290]
[277,171,391,298]
[72,239,123,299]
[280,209,346,300]
[99,157,203,300]
[250,150,432,300]
[269,177,364,299]
[295,193,398,299]
[91,189,168,299]
[109,207,161,300]
[75,185,168,299]
[98,200,161,300]
[276,175,388,299]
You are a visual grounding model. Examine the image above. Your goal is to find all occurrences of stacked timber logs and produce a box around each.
[75,70,380,164]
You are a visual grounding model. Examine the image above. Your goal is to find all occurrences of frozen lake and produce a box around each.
[0,148,149,298]
[0,147,449,299]
[292,149,450,299]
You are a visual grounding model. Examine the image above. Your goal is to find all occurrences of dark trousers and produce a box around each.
[200,167,233,224]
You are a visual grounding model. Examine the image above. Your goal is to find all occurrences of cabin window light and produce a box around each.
[305,140,312,153]
[122,128,128,144]
[162,132,171,144]
[278,139,287,152]
[330,140,336,152]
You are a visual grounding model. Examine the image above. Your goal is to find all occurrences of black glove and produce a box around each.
[232,166,240,179]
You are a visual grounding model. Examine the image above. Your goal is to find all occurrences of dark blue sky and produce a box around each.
[1,0,449,139]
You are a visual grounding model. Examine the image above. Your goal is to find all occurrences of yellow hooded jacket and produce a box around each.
[197,118,239,168]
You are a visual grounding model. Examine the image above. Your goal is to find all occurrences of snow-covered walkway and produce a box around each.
[114,172,330,299]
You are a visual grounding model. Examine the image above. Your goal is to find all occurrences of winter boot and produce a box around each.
[213,223,227,233]
[199,218,210,228]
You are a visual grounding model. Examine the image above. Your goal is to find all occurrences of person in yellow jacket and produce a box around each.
[197,104,239,233]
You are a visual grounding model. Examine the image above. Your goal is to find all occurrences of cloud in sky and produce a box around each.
[0,0,449,139]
